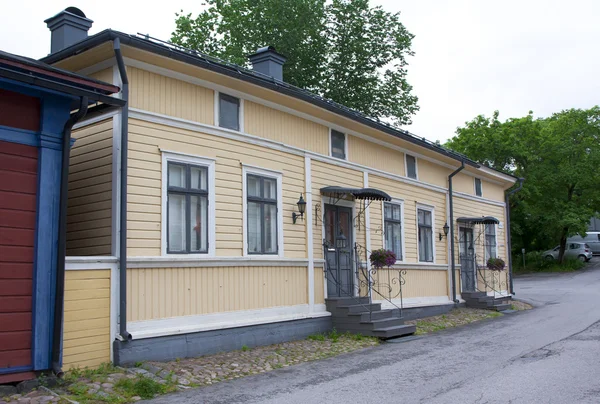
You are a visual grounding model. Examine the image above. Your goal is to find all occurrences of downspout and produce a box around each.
[448,161,465,304]
[52,96,89,376]
[505,178,525,295]
[114,38,132,341]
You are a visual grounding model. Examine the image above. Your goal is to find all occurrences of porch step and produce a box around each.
[493,303,512,311]
[463,293,512,312]
[331,303,382,314]
[333,317,404,330]
[348,309,401,322]
[325,297,370,309]
[461,291,487,299]
[372,324,417,339]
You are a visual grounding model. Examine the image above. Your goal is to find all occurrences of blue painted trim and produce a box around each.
[0,126,40,147]
[30,95,71,371]
[0,365,34,375]
[0,77,76,103]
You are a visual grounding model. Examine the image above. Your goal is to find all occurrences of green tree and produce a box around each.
[171,0,419,125]
[446,107,600,263]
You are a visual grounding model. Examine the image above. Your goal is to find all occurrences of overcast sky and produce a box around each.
[1,1,598,143]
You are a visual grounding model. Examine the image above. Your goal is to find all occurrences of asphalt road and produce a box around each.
[146,257,600,404]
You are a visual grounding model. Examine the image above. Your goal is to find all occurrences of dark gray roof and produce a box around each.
[457,216,500,225]
[40,30,516,178]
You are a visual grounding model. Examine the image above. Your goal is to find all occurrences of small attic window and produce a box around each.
[475,178,483,196]
[331,130,346,160]
[219,93,240,131]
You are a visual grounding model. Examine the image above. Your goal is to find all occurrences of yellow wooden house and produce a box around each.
[41,8,520,368]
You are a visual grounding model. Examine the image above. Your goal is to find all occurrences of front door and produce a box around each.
[459,227,476,291]
[324,204,354,297]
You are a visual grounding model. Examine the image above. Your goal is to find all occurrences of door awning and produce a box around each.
[457,216,499,225]
[320,186,392,201]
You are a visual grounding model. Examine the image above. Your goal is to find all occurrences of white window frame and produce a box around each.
[405,154,418,180]
[381,199,406,263]
[161,151,216,257]
[329,128,348,160]
[415,203,436,263]
[242,165,284,257]
[474,177,483,197]
[214,91,244,133]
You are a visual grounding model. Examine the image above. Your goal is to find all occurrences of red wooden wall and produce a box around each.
[0,140,38,371]
[0,89,40,132]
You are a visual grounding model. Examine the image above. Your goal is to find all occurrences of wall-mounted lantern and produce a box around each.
[292,194,307,224]
[336,229,347,249]
[439,222,450,241]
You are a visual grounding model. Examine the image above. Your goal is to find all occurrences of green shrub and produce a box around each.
[513,250,585,273]
[115,375,167,399]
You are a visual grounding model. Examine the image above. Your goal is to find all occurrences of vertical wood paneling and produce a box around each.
[314,267,324,304]
[63,270,111,370]
[372,269,447,299]
[67,119,113,255]
[347,136,404,176]
[127,266,308,321]
[244,101,329,155]
[128,67,214,125]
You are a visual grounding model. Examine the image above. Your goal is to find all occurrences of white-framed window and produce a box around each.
[405,154,417,179]
[383,200,404,261]
[161,151,216,256]
[330,129,347,160]
[242,165,283,256]
[216,92,243,131]
[416,204,435,262]
[485,224,497,260]
[475,178,483,197]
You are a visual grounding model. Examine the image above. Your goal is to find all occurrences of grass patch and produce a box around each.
[513,252,586,274]
[307,333,326,341]
[63,362,119,383]
[406,308,503,335]
[241,345,249,351]
[114,375,171,400]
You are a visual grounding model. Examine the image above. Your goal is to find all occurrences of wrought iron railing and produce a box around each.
[460,253,508,296]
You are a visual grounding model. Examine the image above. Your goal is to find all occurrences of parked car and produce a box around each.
[543,242,593,262]
[568,232,600,255]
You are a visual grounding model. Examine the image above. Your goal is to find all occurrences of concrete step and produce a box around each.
[465,300,495,309]
[461,291,487,299]
[347,309,401,322]
[372,324,416,339]
[493,303,512,311]
[325,297,370,309]
[332,303,382,314]
[363,318,406,330]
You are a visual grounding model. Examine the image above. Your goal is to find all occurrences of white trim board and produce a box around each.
[305,156,315,312]
[126,257,309,269]
[160,151,217,257]
[122,57,512,186]
[128,304,330,340]
[375,296,453,309]
[453,191,506,207]
[242,165,284,258]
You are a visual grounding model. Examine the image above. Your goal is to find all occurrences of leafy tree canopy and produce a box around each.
[446,106,600,262]
[171,0,419,125]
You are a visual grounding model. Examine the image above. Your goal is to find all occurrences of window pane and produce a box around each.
[325,209,335,247]
[248,202,262,253]
[168,164,186,188]
[419,227,433,262]
[384,203,392,220]
[191,166,207,191]
[418,209,431,226]
[168,194,186,252]
[406,155,417,179]
[475,179,482,196]
[190,195,208,252]
[263,178,277,200]
[392,205,401,221]
[424,210,432,226]
[331,130,346,159]
[248,175,261,198]
[264,203,277,253]
[219,93,240,130]
[385,222,402,259]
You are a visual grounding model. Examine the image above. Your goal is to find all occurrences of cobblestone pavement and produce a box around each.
[144,334,379,387]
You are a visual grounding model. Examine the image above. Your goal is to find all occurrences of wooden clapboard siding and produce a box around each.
[63,270,111,370]
[0,141,37,369]
[0,89,40,132]
[314,266,324,305]
[128,67,214,125]
[127,266,308,321]
[311,160,364,260]
[347,135,404,176]
[67,119,113,256]
[127,119,306,258]
[368,174,447,264]
[244,101,329,155]
[453,196,507,262]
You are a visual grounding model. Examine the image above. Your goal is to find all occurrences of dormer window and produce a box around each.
[331,130,346,160]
